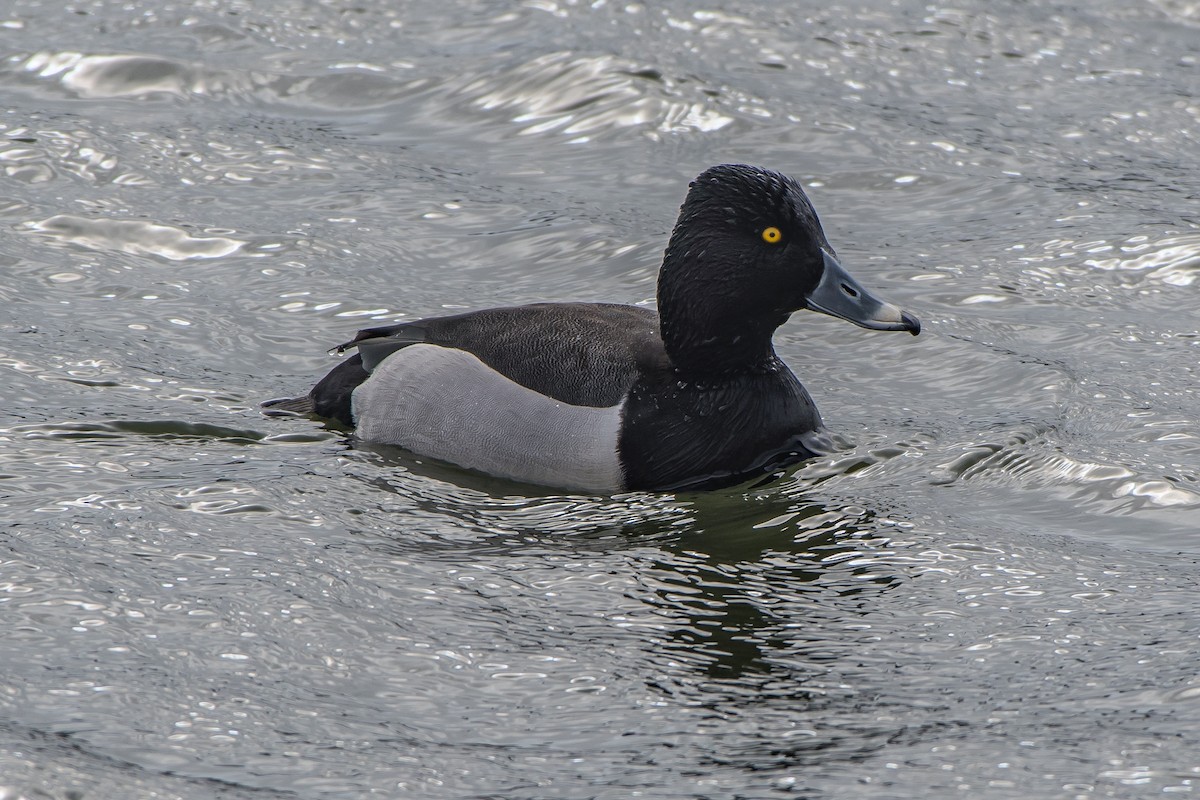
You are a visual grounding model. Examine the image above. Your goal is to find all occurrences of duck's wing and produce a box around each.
[345,302,661,408]
[264,302,663,425]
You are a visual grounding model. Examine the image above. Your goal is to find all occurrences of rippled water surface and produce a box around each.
[2,0,1199,797]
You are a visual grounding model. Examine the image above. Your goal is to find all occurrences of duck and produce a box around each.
[264,164,920,492]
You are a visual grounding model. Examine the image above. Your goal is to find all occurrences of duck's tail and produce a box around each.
[261,395,315,416]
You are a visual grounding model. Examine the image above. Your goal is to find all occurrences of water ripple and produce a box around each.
[4,420,328,446]
[456,52,733,140]
[1082,232,1200,287]
[57,53,199,100]
[23,215,246,261]
[10,51,206,100]
[0,124,141,186]
[2,47,739,147]
[931,431,1200,512]
[1015,232,1200,296]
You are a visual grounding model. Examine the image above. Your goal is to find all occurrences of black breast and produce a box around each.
[617,360,822,491]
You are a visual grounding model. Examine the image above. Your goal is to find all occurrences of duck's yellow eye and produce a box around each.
[761,226,782,244]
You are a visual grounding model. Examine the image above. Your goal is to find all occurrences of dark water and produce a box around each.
[2,0,1199,797]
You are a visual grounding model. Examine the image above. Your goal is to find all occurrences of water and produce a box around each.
[2,0,1199,797]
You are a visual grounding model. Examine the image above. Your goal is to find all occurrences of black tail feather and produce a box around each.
[261,395,315,416]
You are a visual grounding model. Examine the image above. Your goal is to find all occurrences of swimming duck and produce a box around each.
[264,164,920,492]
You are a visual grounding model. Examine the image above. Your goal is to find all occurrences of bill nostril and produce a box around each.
[841,283,858,297]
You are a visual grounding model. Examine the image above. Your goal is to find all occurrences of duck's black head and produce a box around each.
[657,164,919,376]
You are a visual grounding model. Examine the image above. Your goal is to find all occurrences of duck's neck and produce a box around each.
[658,300,788,379]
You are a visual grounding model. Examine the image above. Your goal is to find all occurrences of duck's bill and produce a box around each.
[805,251,921,336]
